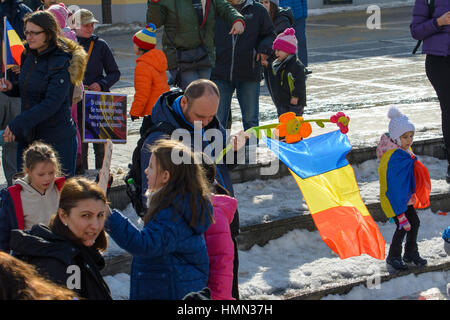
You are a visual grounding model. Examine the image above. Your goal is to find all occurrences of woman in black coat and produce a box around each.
[0,11,87,176]
[10,177,112,300]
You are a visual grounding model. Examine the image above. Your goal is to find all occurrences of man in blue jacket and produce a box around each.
[280,0,309,68]
[0,0,32,185]
[140,79,248,299]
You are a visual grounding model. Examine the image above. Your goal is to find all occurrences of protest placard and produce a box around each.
[82,91,127,143]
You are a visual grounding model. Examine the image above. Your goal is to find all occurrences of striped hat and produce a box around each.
[272,28,297,55]
[133,23,157,51]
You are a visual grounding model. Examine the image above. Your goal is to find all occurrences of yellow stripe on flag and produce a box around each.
[291,164,370,216]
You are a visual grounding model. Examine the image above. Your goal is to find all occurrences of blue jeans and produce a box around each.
[213,79,260,131]
[17,135,77,177]
[175,68,212,90]
[294,17,308,67]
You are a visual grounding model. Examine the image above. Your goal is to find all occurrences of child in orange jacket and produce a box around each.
[130,23,170,119]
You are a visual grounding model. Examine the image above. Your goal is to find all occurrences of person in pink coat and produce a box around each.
[204,164,237,300]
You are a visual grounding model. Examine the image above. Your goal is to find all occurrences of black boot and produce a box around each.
[386,256,408,270]
[403,251,427,267]
[447,164,450,183]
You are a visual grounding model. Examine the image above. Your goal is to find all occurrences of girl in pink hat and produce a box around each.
[263,27,307,117]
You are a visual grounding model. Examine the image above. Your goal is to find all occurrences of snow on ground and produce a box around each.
[103,154,450,300]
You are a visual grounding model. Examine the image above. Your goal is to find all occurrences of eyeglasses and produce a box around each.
[24,30,45,37]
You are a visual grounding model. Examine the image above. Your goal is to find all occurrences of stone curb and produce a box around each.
[107,137,445,211]
[286,260,450,300]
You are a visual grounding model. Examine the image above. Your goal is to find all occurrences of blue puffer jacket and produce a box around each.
[8,43,77,144]
[279,0,308,19]
[141,88,240,236]
[106,194,212,300]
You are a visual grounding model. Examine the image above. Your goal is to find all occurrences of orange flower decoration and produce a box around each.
[276,112,312,143]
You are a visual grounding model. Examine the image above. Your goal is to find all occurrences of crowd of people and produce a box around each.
[0,0,448,300]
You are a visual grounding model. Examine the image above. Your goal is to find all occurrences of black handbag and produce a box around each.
[176,44,211,72]
[170,0,212,72]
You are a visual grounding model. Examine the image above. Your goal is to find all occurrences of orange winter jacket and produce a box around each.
[130,49,169,117]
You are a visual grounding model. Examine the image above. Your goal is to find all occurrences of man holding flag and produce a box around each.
[0,0,30,185]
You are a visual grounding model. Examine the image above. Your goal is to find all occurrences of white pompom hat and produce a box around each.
[388,106,415,143]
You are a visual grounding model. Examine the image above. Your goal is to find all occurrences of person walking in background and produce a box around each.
[0,251,79,300]
[147,0,245,90]
[260,0,294,35]
[263,28,306,117]
[0,10,86,177]
[410,0,450,182]
[0,0,32,186]
[129,23,169,120]
[212,0,275,131]
[71,9,120,174]
[279,0,310,72]
[0,142,65,252]
[106,139,213,300]
[9,177,112,300]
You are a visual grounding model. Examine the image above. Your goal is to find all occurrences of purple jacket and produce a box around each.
[410,0,450,56]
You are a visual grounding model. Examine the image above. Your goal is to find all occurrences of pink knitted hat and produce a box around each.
[48,4,69,29]
[272,28,297,55]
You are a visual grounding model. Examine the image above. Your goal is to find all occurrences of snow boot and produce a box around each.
[403,251,427,267]
[446,164,450,183]
[386,256,408,270]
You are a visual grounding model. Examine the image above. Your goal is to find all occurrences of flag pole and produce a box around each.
[3,16,6,82]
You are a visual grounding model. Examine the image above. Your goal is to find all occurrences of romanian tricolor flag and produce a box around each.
[2,17,24,72]
[378,148,431,218]
[263,130,386,260]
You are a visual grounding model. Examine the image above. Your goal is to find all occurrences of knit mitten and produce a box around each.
[397,213,411,231]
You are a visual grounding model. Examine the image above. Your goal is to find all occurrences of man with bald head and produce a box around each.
[140,79,246,299]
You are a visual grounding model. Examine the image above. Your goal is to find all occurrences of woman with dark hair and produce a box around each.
[0,251,78,300]
[0,10,87,177]
[260,0,294,35]
[9,177,112,300]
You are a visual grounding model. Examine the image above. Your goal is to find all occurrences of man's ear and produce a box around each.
[180,96,188,111]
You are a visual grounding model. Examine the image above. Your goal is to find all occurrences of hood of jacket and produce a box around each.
[376,133,399,160]
[13,174,56,197]
[174,193,213,235]
[137,49,168,74]
[210,194,237,224]
[10,224,77,265]
[64,39,87,86]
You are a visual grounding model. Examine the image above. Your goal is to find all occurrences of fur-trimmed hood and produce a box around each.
[64,39,87,86]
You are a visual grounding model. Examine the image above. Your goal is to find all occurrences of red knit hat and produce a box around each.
[272,28,297,55]
[132,23,157,51]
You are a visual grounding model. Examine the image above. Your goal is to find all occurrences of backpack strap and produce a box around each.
[412,0,435,54]
[8,184,24,230]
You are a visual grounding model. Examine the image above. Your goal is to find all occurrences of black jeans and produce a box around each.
[426,55,450,161]
[388,205,420,258]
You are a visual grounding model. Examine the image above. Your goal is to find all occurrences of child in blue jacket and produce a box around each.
[106,139,213,300]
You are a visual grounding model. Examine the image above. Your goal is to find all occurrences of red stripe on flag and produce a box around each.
[312,206,385,260]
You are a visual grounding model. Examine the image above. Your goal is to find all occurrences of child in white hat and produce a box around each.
[377,107,431,270]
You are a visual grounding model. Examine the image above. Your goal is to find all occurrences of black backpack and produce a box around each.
[412,0,435,54]
[124,116,175,217]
